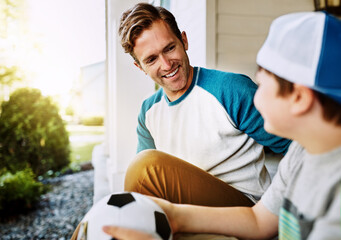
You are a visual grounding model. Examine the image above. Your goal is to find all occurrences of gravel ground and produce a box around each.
[0,170,94,240]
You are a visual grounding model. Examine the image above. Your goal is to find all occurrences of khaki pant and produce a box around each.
[125,149,253,207]
[71,149,253,239]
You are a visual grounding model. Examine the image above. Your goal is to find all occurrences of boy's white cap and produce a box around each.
[257,11,341,104]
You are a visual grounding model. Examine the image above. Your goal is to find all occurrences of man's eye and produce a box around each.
[146,57,156,64]
[166,45,175,52]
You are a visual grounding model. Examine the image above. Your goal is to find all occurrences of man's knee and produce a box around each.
[128,149,165,172]
[124,149,165,191]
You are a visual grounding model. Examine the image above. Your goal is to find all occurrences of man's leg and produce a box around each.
[125,149,253,207]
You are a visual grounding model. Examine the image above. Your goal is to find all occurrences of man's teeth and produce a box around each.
[164,67,179,78]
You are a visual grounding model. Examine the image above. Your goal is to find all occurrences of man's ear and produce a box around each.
[290,84,315,115]
[181,31,188,50]
[134,61,145,74]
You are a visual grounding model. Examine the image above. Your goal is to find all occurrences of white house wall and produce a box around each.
[80,61,106,117]
[169,0,207,67]
[216,0,314,80]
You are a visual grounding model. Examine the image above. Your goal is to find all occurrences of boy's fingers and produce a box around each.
[102,226,156,240]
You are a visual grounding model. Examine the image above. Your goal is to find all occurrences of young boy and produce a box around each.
[103,11,341,240]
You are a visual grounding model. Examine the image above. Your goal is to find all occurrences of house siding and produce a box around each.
[215,0,314,80]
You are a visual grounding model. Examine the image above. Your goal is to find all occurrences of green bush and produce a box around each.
[0,88,70,177]
[80,116,104,126]
[0,168,45,218]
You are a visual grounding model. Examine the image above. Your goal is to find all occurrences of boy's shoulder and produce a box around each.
[284,141,341,178]
[281,141,306,169]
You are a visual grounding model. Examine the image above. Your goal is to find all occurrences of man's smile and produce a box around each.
[162,66,179,78]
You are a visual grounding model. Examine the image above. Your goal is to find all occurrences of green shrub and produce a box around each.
[0,88,70,177]
[0,168,45,218]
[80,116,104,126]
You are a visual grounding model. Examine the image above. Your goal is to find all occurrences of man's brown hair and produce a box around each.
[118,3,182,64]
[261,67,341,126]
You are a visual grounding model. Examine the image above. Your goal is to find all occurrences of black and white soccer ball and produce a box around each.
[76,192,172,240]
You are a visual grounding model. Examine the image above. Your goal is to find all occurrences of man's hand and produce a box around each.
[103,226,159,240]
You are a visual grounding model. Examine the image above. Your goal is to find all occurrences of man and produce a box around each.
[119,3,291,206]
[105,11,341,239]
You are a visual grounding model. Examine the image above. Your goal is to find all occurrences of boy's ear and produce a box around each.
[290,84,315,115]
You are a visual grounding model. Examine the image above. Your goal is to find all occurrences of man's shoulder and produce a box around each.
[195,67,258,104]
[198,67,253,81]
[197,67,256,89]
[140,88,164,113]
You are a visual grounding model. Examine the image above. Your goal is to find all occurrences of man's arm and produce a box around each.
[136,91,165,153]
[136,104,156,153]
[137,118,156,152]
[220,73,292,154]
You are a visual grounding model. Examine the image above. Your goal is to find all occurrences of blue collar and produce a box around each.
[165,67,199,106]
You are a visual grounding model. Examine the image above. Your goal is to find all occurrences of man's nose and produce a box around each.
[159,54,172,70]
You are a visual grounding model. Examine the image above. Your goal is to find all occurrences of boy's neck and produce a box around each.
[297,121,341,154]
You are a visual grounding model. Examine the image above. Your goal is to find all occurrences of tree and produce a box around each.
[0,0,26,38]
[0,0,27,101]
[0,65,22,85]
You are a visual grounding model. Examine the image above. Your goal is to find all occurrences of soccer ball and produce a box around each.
[76,192,172,240]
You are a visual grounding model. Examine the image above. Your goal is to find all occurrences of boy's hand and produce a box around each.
[102,226,158,240]
[149,196,178,233]
[102,196,177,239]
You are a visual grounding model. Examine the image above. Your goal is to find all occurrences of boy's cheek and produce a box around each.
[253,90,262,113]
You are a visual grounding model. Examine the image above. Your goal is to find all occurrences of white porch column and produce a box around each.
[103,0,154,196]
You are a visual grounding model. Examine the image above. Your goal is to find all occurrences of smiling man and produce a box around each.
[133,20,192,101]
[118,3,291,207]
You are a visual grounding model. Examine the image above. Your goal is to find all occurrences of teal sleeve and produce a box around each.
[136,90,163,153]
[230,75,291,154]
[136,110,156,153]
[198,68,291,154]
